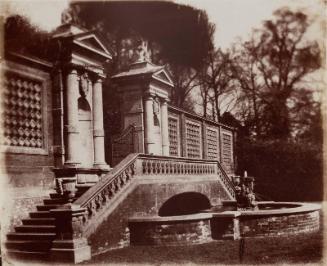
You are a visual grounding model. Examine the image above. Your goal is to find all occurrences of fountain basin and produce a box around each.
[128,202,320,246]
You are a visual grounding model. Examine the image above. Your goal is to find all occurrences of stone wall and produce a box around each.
[1,54,56,231]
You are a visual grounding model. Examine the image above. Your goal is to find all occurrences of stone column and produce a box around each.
[160,98,169,156]
[144,93,155,154]
[92,76,110,169]
[64,68,80,167]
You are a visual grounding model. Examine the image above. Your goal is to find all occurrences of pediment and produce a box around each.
[153,69,174,87]
[74,33,112,59]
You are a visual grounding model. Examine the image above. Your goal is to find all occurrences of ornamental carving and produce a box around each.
[1,72,44,149]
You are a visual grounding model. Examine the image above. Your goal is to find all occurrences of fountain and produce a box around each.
[128,171,321,245]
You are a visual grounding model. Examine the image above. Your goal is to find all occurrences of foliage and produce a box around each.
[236,138,323,201]
[4,15,55,60]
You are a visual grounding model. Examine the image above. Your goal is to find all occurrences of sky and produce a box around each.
[3,0,325,51]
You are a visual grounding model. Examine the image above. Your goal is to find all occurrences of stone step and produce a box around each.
[22,218,55,225]
[15,225,56,233]
[43,198,67,205]
[36,204,60,211]
[7,232,56,241]
[6,240,53,252]
[49,192,63,199]
[6,249,49,261]
[29,211,52,218]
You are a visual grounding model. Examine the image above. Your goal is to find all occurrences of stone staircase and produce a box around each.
[5,192,68,260]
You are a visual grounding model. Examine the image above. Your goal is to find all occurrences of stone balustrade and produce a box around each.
[73,153,235,230]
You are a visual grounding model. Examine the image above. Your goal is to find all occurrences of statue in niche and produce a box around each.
[79,73,89,98]
[153,98,160,126]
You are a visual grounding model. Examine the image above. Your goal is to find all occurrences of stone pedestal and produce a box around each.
[53,167,110,196]
[50,204,91,263]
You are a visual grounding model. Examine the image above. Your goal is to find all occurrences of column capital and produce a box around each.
[144,92,156,101]
[161,97,169,105]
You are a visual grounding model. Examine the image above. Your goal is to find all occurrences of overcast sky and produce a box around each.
[4,0,325,50]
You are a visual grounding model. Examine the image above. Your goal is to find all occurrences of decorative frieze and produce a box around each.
[186,120,201,158]
[1,71,44,150]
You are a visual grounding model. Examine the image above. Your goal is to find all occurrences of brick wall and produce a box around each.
[240,211,320,237]
[129,219,211,246]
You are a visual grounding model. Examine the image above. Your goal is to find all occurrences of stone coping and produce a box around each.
[240,202,321,216]
[129,213,213,223]
[128,202,321,223]
[213,202,321,217]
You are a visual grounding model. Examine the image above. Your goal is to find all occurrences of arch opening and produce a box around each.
[158,192,211,217]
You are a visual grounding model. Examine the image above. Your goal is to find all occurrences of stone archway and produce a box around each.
[78,97,93,167]
[158,192,211,216]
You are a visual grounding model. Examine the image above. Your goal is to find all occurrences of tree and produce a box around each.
[200,49,235,121]
[233,8,321,139]
[68,1,215,108]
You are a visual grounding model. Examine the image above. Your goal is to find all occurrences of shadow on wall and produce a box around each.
[158,192,211,216]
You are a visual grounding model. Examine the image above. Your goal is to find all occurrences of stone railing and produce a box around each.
[74,154,235,228]
[111,125,136,166]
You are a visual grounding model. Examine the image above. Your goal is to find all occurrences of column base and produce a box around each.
[64,161,81,168]
[50,239,91,263]
[93,162,111,170]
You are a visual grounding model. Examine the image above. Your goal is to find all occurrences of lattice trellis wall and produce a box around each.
[221,132,232,169]
[168,117,179,156]
[1,72,44,149]
[206,128,219,160]
[186,121,201,158]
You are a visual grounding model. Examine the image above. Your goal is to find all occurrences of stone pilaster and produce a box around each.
[144,93,155,154]
[64,68,80,167]
[92,76,110,169]
[160,98,169,156]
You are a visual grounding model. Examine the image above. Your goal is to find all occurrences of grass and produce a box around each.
[84,228,324,265]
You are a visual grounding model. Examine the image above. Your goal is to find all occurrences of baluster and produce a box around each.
[173,163,177,174]
[142,160,146,174]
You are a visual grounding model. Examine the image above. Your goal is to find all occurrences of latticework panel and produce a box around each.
[1,72,44,149]
[168,117,179,156]
[206,128,219,160]
[186,121,201,158]
[221,133,232,167]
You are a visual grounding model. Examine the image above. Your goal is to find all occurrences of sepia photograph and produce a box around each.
[0,0,325,265]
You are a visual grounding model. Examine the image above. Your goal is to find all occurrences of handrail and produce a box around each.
[74,154,236,226]
[75,153,140,208]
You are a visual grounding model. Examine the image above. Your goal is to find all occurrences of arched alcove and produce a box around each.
[158,192,211,216]
[78,97,93,167]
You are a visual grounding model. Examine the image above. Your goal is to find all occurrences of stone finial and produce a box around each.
[136,40,151,63]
